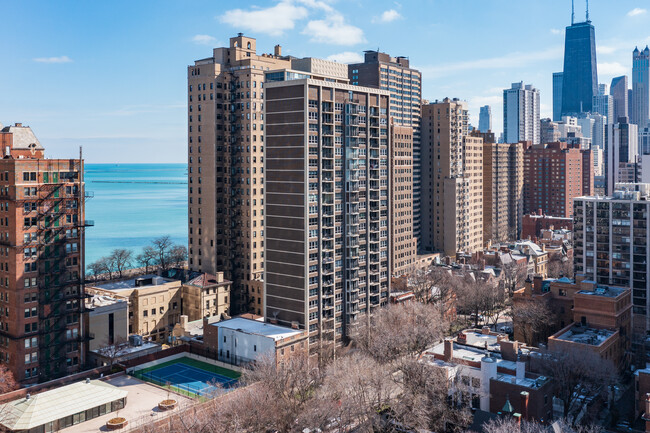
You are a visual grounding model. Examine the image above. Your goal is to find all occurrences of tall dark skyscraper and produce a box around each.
[561,1,598,116]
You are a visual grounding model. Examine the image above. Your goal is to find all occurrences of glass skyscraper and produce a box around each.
[553,72,563,121]
[561,20,598,116]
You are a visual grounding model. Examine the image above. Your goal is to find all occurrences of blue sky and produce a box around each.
[1,0,649,163]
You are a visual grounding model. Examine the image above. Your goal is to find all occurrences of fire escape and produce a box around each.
[29,161,93,381]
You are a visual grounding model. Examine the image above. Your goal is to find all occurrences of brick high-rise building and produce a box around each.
[0,123,89,384]
[349,52,422,247]
[389,121,415,276]
[477,131,524,243]
[264,64,390,356]
[523,142,593,218]
[187,35,290,316]
[421,99,483,257]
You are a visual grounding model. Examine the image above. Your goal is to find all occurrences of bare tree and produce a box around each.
[408,266,452,305]
[547,254,574,279]
[352,302,446,363]
[482,417,602,433]
[501,257,528,296]
[540,347,617,424]
[168,245,188,268]
[0,364,17,394]
[456,273,505,328]
[136,246,158,274]
[97,337,130,369]
[110,248,133,279]
[87,260,104,281]
[316,352,396,431]
[98,256,115,280]
[510,299,555,346]
[152,235,173,271]
[390,358,471,432]
[236,353,323,432]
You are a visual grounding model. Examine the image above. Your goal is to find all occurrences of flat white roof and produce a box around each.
[0,380,128,431]
[212,317,304,341]
[94,275,177,291]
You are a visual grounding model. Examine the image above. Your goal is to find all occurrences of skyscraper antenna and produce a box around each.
[571,0,575,24]
[586,0,590,21]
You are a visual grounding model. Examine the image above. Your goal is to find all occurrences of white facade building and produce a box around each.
[503,82,540,144]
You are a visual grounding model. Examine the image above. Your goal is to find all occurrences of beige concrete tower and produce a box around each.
[187,35,290,315]
[421,98,483,257]
[476,131,524,243]
[389,121,416,276]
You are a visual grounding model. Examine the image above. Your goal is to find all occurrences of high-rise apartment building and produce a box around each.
[605,119,639,194]
[421,99,483,257]
[561,11,598,116]
[477,132,524,243]
[553,72,564,121]
[593,90,613,123]
[187,35,291,316]
[349,52,422,246]
[503,82,540,144]
[478,105,492,132]
[523,142,593,218]
[389,122,415,276]
[574,183,650,336]
[611,76,629,123]
[632,46,650,128]
[0,124,89,384]
[264,66,390,355]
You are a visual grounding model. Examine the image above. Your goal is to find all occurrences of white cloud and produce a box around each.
[374,9,402,23]
[597,45,617,55]
[220,1,309,36]
[550,28,562,35]
[33,56,72,63]
[598,62,628,76]
[326,51,363,63]
[627,7,647,16]
[303,14,366,45]
[416,46,563,78]
[192,34,217,45]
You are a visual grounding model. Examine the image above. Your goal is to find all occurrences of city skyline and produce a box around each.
[1,0,649,163]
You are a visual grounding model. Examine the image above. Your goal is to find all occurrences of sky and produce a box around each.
[1,0,649,163]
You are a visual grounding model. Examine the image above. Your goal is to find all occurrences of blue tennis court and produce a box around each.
[138,362,239,397]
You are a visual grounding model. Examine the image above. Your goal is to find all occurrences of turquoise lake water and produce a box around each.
[84,163,188,266]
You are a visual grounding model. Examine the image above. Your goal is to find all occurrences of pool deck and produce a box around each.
[61,374,193,433]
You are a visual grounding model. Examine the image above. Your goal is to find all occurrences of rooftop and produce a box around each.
[186,272,229,288]
[212,317,304,341]
[0,379,128,431]
[61,375,193,433]
[0,124,44,150]
[577,285,626,298]
[94,274,178,292]
[554,325,615,346]
[85,293,127,309]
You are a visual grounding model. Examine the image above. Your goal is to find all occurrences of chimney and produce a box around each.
[516,354,526,381]
[274,45,282,56]
[180,315,188,329]
[482,326,490,335]
[520,391,529,420]
[541,244,546,252]
[15,123,22,127]
[291,321,299,330]
[443,338,454,361]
